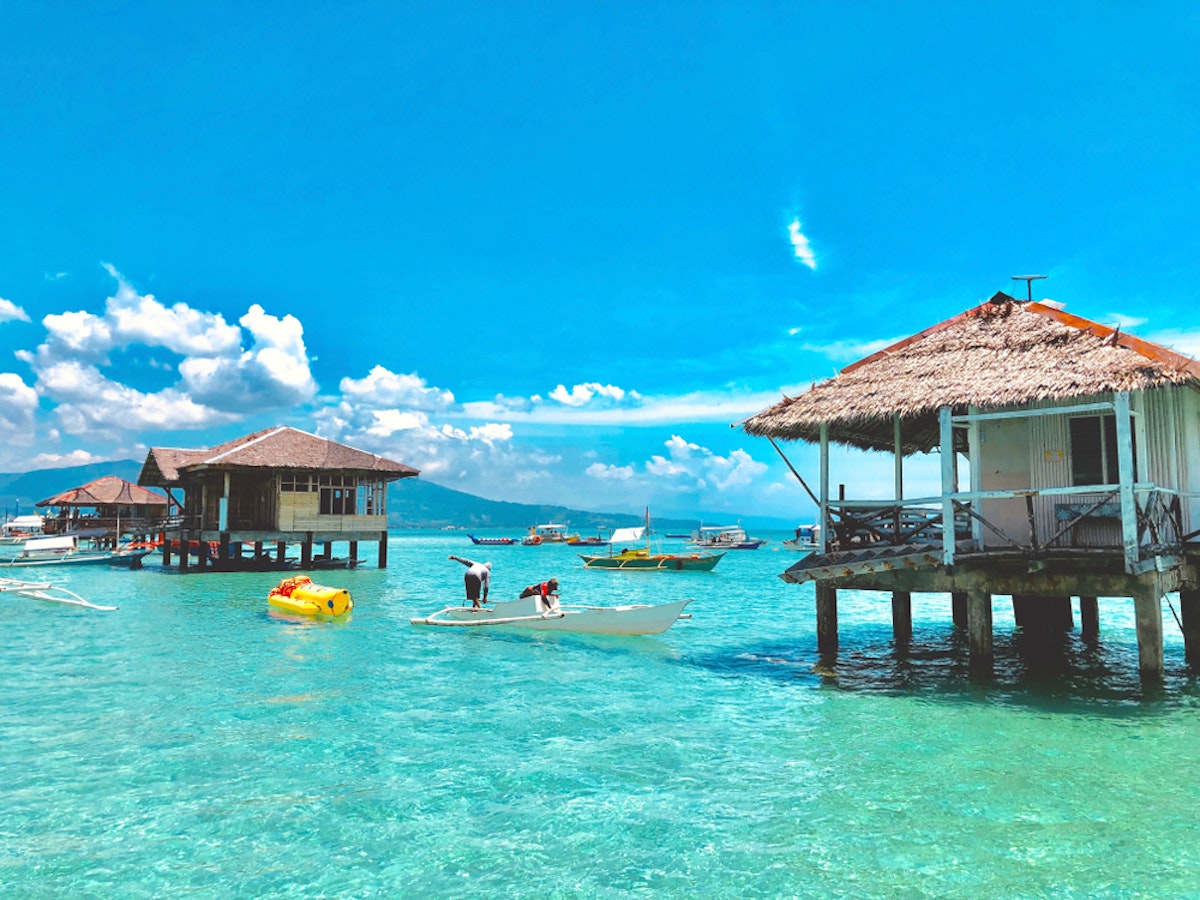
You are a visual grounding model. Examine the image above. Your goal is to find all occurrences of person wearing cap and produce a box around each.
[519,577,560,612]
[448,555,492,608]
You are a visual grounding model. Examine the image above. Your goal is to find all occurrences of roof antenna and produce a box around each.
[1011,274,1048,302]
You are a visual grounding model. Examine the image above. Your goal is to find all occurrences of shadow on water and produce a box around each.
[682,623,1200,713]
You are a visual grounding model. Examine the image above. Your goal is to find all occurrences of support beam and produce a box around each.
[967,590,993,668]
[815,583,838,655]
[891,590,912,646]
[1181,590,1200,667]
[1079,596,1100,640]
[1133,587,1164,680]
[301,533,313,566]
[951,592,968,629]
[378,530,388,568]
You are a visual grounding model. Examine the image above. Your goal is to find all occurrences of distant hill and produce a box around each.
[0,461,794,531]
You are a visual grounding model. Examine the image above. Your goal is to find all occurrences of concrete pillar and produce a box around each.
[1133,588,1165,680]
[815,583,838,655]
[891,591,912,645]
[1180,590,1200,667]
[1079,596,1100,640]
[951,592,968,629]
[967,590,993,667]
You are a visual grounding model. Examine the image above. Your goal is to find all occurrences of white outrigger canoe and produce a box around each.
[411,595,692,635]
[0,577,117,610]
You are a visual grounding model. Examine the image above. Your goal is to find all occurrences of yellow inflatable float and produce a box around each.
[267,575,353,617]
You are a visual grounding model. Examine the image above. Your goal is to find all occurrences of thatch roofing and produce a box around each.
[742,293,1200,454]
[138,426,420,487]
[37,475,170,509]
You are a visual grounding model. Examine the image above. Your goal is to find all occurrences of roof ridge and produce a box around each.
[205,425,290,464]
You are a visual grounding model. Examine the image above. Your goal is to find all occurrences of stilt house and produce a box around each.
[742,292,1200,679]
[138,426,418,570]
[36,475,172,544]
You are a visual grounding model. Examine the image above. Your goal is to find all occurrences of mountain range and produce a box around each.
[0,461,798,531]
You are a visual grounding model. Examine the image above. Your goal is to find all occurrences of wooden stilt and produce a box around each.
[276,541,286,563]
[178,534,189,572]
[1133,588,1165,680]
[301,533,312,566]
[378,531,388,568]
[951,592,968,628]
[891,590,912,645]
[1180,590,1200,667]
[815,583,838,655]
[349,540,358,564]
[1079,596,1100,640]
[219,532,230,565]
[967,591,993,667]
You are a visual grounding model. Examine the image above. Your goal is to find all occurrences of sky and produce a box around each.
[2,2,1200,522]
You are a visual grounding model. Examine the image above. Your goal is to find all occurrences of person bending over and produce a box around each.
[449,555,491,608]
[520,578,560,612]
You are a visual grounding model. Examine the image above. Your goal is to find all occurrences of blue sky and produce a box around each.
[2,3,1199,520]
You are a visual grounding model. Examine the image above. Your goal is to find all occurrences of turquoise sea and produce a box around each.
[3,529,1199,898]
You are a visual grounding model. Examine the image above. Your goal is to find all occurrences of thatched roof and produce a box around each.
[139,426,420,487]
[37,475,170,509]
[742,293,1200,454]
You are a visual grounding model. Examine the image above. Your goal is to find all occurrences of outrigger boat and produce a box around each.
[579,524,724,571]
[411,595,693,635]
[0,577,116,610]
[782,524,821,550]
[0,534,153,568]
[688,525,768,550]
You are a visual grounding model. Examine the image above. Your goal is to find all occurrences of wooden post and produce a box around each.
[815,582,838,655]
[891,590,912,646]
[177,534,188,572]
[819,423,830,554]
[301,533,313,566]
[951,592,968,628]
[1133,587,1164,680]
[1180,589,1200,667]
[967,590,993,667]
[219,532,230,565]
[378,530,388,568]
[1079,596,1100,640]
[349,540,358,564]
[276,540,286,563]
[323,540,332,559]
[939,406,956,566]
[1114,392,1138,572]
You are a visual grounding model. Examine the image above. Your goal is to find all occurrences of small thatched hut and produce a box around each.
[743,291,1200,679]
[36,475,172,540]
[139,426,418,570]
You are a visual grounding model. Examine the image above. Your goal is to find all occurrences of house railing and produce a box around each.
[825,498,973,551]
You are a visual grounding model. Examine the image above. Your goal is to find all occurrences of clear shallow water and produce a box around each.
[3,530,1200,898]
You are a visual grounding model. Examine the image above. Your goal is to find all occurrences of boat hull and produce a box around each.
[0,549,151,568]
[468,534,517,545]
[411,596,692,635]
[578,552,724,571]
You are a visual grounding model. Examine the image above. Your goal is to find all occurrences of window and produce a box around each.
[318,474,357,515]
[1069,415,1131,486]
[281,473,312,492]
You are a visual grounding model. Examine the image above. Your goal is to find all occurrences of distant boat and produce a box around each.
[688,525,768,550]
[468,534,518,546]
[782,524,821,551]
[521,523,572,545]
[0,515,46,547]
[565,532,608,547]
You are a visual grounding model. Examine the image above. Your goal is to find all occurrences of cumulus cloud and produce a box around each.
[549,382,639,407]
[0,297,30,323]
[586,462,635,480]
[0,372,38,443]
[102,263,241,356]
[339,365,455,410]
[799,336,903,363]
[788,218,818,271]
[644,434,769,492]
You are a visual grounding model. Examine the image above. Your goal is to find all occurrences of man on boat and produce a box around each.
[519,578,559,612]
[448,555,491,608]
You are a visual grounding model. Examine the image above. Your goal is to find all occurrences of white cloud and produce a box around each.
[788,218,818,271]
[103,264,241,356]
[586,462,634,480]
[549,382,638,407]
[339,365,455,410]
[28,449,104,468]
[1143,329,1200,359]
[0,372,38,442]
[0,297,30,323]
[1107,312,1148,329]
[643,434,769,492]
[799,336,903,363]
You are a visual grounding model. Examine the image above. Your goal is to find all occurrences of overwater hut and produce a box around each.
[742,291,1200,679]
[138,426,418,570]
[36,475,173,545]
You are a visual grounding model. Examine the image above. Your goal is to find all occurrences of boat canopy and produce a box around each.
[609,526,645,544]
[24,535,75,552]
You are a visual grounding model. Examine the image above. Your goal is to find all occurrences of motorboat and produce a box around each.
[0,534,152,568]
[468,534,518,546]
[521,523,573,545]
[267,575,352,617]
[579,524,724,571]
[782,524,821,550]
[688,525,767,550]
[565,533,608,547]
[0,515,46,546]
[0,576,116,610]
[411,595,692,635]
